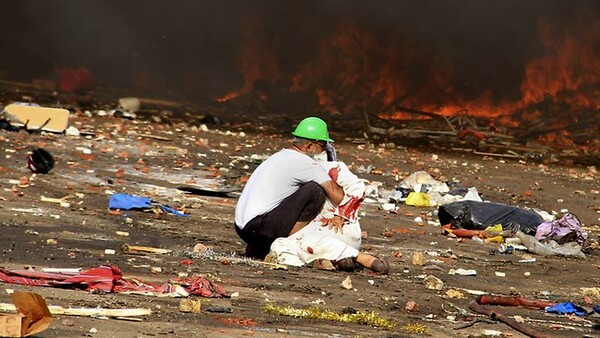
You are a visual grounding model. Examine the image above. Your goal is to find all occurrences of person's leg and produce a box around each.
[236,182,326,259]
[262,181,326,237]
[355,252,390,274]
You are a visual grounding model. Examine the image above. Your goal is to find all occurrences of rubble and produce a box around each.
[0,87,596,337]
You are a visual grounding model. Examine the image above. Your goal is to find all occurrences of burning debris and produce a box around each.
[0,2,598,337]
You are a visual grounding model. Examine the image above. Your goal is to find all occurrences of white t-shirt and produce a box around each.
[235,149,332,228]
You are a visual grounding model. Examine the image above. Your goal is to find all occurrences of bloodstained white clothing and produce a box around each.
[270,161,366,266]
[235,149,332,229]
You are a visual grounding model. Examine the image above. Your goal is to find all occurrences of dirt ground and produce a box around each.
[0,100,599,338]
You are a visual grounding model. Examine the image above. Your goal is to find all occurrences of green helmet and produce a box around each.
[292,117,334,142]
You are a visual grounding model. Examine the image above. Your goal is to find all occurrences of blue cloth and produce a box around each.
[545,302,587,316]
[160,205,190,217]
[109,193,190,217]
[109,194,152,210]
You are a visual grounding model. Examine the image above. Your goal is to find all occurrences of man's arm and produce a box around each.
[320,180,344,206]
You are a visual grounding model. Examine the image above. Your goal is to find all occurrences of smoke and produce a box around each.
[0,0,597,107]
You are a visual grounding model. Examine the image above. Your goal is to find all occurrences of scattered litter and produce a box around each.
[40,195,71,208]
[0,292,51,337]
[518,258,536,263]
[179,299,201,313]
[482,329,503,336]
[118,97,141,113]
[27,148,55,174]
[445,289,466,299]
[535,213,587,244]
[4,104,70,132]
[412,252,427,266]
[448,269,477,276]
[516,231,585,258]
[404,301,419,312]
[41,268,81,274]
[424,275,444,290]
[121,245,171,255]
[341,276,353,290]
[205,306,233,313]
[545,302,587,316]
[580,288,600,299]
[405,192,430,207]
[109,193,190,217]
[65,126,80,136]
[193,243,209,253]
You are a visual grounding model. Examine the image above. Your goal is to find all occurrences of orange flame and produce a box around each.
[218,5,598,149]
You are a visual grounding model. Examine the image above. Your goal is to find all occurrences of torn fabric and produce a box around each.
[0,265,228,298]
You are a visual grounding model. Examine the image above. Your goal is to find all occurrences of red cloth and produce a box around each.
[0,265,228,298]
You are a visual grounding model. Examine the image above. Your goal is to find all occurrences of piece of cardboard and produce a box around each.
[0,292,52,337]
[4,104,70,132]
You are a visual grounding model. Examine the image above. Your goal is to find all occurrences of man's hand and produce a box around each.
[323,215,345,233]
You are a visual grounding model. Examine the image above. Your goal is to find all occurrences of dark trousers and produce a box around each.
[235,181,326,259]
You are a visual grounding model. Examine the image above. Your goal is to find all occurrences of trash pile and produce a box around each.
[377,171,482,208]
[440,202,587,258]
[374,170,590,259]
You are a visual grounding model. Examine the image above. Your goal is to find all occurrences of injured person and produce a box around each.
[269,143,389,274]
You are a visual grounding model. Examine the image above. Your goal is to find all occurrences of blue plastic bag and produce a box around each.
[109,194,152,210]
[109,194,190,217]
[545,302,587,316]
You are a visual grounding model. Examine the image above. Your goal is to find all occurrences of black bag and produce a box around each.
[438,201,543,235]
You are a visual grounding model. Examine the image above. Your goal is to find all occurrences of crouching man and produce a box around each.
[234,117,344,259]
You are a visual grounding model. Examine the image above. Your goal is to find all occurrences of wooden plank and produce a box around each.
[121,244,172,254]
[0,304,151,317]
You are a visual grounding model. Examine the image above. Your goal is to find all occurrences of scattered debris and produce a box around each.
[27,148,55,174]
[424,275,444,290]
[121,244,172,255]
[341,276,353,290]
[205,306,233,313]
[4,104,70,133]
[0,292,51,337]
[404,301,419,312]
[179,299,201,313]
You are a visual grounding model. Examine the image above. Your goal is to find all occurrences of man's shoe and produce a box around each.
[335,257,357,272]
[370,258,390,275]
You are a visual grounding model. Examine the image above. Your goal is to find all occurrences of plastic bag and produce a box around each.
[438,201,543,234]
[405,192,430,207]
